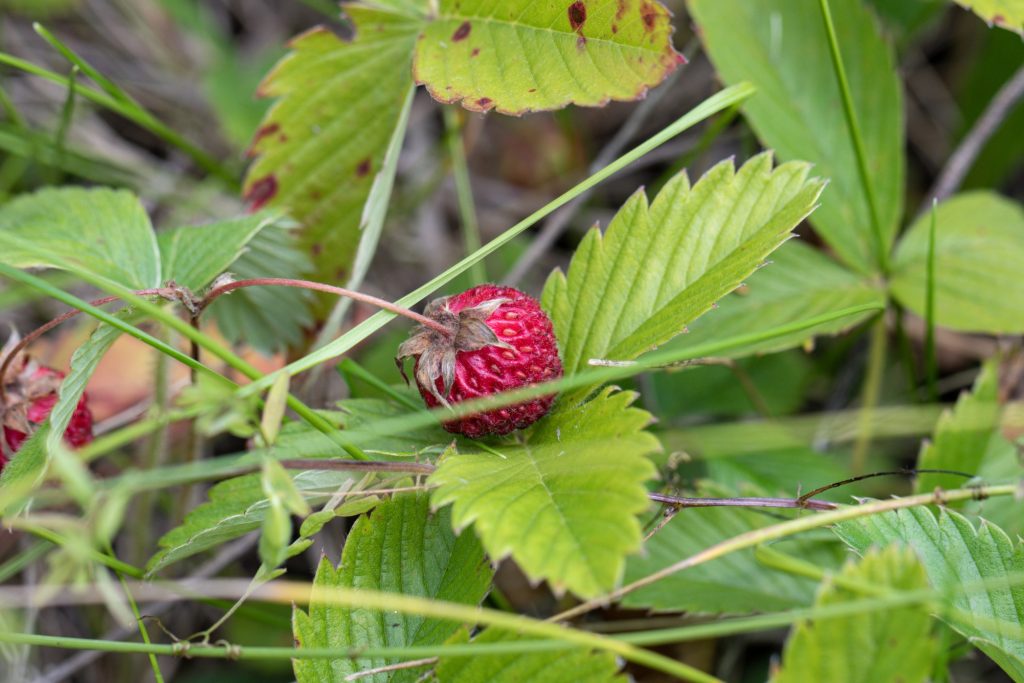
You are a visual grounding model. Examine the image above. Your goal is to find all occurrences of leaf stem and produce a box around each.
[444,106,486,283]
[199,278,450,335]
[924,199,938,401]
[852,314,887,474]
[817,0,889,273]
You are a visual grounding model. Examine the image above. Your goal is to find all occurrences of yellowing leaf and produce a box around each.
[414,0,683,115]
[954,0,1024,34]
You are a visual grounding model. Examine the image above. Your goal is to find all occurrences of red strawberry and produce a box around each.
[2,365,94,467]
[396,285,563,438]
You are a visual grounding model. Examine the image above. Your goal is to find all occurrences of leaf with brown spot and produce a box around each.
[413,0,683,115]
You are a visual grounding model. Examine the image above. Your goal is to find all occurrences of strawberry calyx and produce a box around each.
[395,295,513,407]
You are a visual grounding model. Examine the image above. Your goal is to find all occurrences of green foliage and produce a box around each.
[915,361,1002,493]
[773,547,936,683]
[148,401,451,574]
[953,0,1024,33]
[243,5,420,286]
[689,0,903,274]
[203,223,314,353]
[542,153,824,377]
[837,507,1024,680]
[622,486,843,614]
[891,192,1024,333]
[435,628,624,682]
[293,493,492,683]
[157,212,281,292]
[0,187,161,289]
[665,241,885,359]
[430,388,659,598]
[414,0,681,115]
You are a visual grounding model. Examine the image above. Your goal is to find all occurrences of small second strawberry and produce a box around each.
[2,364,94,468]
[396,284,563,438]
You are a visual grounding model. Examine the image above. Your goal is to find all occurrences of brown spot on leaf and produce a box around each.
[568,1,587,31]
[616,0,629,21]
[471,47,480,57]
[577,35,587,50]
[245,176,277,212]
[312,243,324,256]
[992,13,1005,24]
[476,97,493,110]
[528,88,537,92]
[356,158,372,177]
[611,23,618,33]
[641,1,659,30]
[253,123,280,144]
[452,21,471,42]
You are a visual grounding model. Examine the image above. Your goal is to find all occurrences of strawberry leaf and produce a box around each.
[0,186,161,289]
[429,387,659,598]
[689,0,903,274]
[836,507,1024,681]
[293,493,492,683]
[773,546,936,683]
[243,5,420,286]
[663,241,885,359]
[891,192,1024,333]
[541,153,824,377]
[413,0,682,115]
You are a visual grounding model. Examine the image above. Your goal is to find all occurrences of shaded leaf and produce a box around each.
[623,484,844,614]
[773,547,935,683]
[662,241,885,359]
[891,191,1024,333]
[836,507,1024,680]
[413,0,682,115]
[435,627,624,682]
[0,186,160,289]
[293,493,492,683]
[242,5,420,286]
[205,222,314,353]
[430,388,659,598]
[541,153,824,379]
[157,211,281,292]
[688,0,903,273]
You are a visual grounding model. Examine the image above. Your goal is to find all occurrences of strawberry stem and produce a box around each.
[198,278,452,335]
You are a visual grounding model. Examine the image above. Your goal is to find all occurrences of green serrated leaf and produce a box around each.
[891,191,1024,333]
[836,507,1024,680]
[157,211,281,292]
[435,627,624,682]
[429,387,659,598]
[413,0,682,115]
[0,186,160,288]
[915,361,1005,494]
[542,153,823,379]
[243,5,420,287]
[623,484,844,615]
[206,223,313,353]
[773,546,936,683]
[662,240,885,359]
[293,493,492,683]
[953,0,1024,33]
[688,0,903,274]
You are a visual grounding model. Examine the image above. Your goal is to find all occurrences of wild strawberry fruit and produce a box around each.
[396,285,562,438]
[2,360,93,467]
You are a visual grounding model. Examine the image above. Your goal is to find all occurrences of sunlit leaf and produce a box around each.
[413,0,682,115]
[430,388,659,598]
[542,153,824,380]
[952,0,1023,34]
